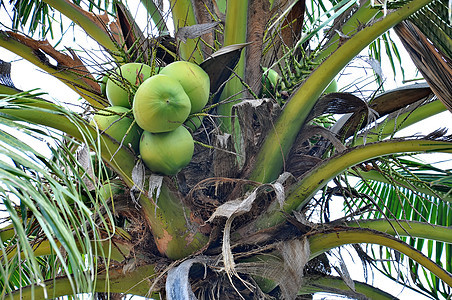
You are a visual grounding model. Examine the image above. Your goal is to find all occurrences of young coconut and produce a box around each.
[91,106,142,152]
[98,179,125,201]
[140,126,194,176]
[261,67,280,98]
[133,74,191,133]
[106,63,153,108]
[159,61,210,113]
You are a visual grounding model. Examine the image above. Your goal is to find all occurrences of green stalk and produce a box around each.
[6,264,158,299]
[345,219,452,243]
[41,0,117,52]
[217,0,248,133]
[140,0,169,33]
[308,227,452,286]
[0,224,15,241]
[250,0,433,184]
[254,139,452,230]
[1,99,208,259]
[0,85,21,96]
[139,179,209,259]
[354,99,447,145]
[168,0,203,62]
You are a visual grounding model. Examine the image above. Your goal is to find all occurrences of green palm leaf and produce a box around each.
[0,91,116,297]
[351,156,452,298]
[409,0,452,58]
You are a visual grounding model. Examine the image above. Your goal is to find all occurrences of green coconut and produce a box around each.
[160,61,210,113]
[98,179,125,201]
[133,74,191,133]
[91,106,142,152]
[106,63,153,108]
[140,126,194,175]
[261,67,280,98]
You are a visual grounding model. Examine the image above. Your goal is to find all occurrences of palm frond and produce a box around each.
[408,0,452,58]
[394,0,452,112]
[1,0,116,39]
[368,31,407,88]
[350,155,452,299]
[0,90,116,297]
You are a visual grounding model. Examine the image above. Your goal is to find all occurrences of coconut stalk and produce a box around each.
[216,0,248,133]
[299,275,396,299]
[0,31,105,107]
[345,219,452,243]
[250,0,434,184]
[5,238,131,262]
[239,221,452,297]
[314,0,382,62]
[0,99,134,181]
[307,227,452,286]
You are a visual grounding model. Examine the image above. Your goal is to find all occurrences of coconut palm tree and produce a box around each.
[0,0,451,299]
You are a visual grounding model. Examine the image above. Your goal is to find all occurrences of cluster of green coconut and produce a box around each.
[261,68,338,102]
[92,61,210,175]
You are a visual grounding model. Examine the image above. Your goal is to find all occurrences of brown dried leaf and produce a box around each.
[306,92,374,123]
[395,21,452,112]
[200,43,250,98]
[115,2,149,61]
[4,31,100,93]
[278,238,310,299]
[336,83,433,142]
[280,0,306,48]
[76,144,96,191]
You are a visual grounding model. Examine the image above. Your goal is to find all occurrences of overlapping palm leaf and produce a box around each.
[0,91,117,296]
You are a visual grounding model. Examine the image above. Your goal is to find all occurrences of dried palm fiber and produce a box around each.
[394,20,452,112]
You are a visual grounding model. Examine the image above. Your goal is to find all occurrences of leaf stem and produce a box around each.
[255,139,452,229]
[308,227,452,286]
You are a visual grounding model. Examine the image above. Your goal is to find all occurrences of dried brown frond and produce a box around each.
[394,21,452,112]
